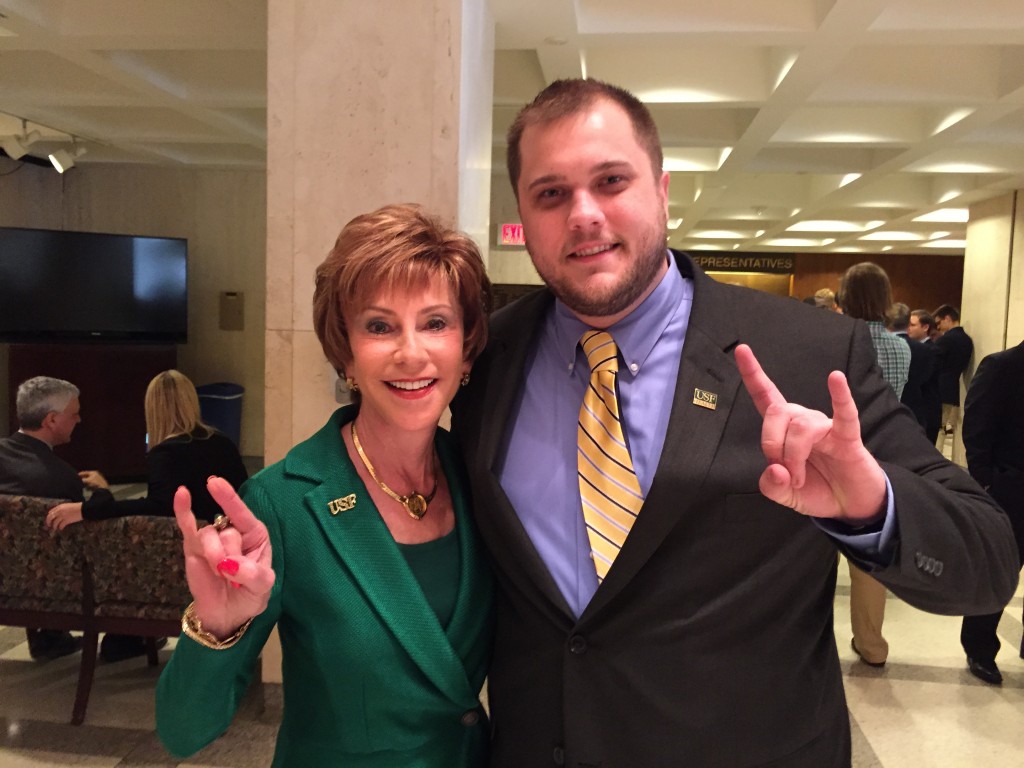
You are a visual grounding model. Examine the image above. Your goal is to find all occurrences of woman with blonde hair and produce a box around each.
[46,370,248,529]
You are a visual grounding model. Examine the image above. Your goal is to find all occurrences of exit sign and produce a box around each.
[499,223,525,246]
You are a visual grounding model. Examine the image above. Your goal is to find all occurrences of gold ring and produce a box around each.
[213,514,231,531]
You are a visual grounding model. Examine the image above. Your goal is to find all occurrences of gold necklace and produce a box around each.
[351,420,438,520]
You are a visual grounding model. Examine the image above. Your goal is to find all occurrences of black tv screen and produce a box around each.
[0,227,187,343]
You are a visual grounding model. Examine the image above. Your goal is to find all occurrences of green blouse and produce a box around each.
[397,527,460,629]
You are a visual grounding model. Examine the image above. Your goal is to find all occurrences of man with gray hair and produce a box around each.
[0,376,108,659]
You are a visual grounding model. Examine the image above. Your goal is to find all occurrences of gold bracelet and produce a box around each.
[181,601,254,650]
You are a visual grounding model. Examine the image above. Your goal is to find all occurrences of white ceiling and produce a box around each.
[4,0,1024,255]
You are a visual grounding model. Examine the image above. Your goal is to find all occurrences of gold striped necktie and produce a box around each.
[577,330,643,581]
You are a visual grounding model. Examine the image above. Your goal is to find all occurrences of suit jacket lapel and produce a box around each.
[291,409,479,707]
[465,290,578,623]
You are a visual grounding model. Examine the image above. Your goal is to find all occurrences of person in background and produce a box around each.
[890,302,941,443]
[907,308,936,344]
[959,339,1024,685]
[0,376,106,660]
[44,369,248,662]
[451,77,1018,767]
[45,370,248,530]
[814,287,840,311]
[932,304,974,458]
[156,204,494,768]
[836,263,911,669]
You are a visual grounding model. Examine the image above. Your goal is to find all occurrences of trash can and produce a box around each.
[196,382,245,446]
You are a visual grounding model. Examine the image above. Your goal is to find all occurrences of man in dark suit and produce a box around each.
[890,303,941,442]
[0,376,106,660]
[453,78,1019,768]
[933,304,974,457]
[959,341,1024,685]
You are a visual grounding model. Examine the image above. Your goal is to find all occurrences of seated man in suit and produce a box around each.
[0,376,107,660]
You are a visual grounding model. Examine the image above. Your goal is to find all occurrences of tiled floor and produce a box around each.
[2,560,1022,767]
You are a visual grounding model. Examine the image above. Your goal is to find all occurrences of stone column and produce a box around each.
[959,191,1024,464]
[263,0,493,680]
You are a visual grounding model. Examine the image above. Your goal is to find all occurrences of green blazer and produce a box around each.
[157,406,494,767]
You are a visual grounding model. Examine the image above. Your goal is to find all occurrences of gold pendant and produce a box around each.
[404,493,428,519]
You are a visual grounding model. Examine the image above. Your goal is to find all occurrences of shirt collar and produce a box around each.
[552,251,688,378]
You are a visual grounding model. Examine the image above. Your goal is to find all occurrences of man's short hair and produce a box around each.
[16,376,79,430]
[506,78,664,198]
[889,302,910,331]
[911,309,935,331]
[933,304,960,322]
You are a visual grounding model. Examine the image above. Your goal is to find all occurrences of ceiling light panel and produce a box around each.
[663,148,731,171]
[576,0,821,34]
[913,208,969,223]
[586,45,772,103]
[650,105,758,144]
[809,46,1002,103]
[763,238,827,247]
[870,1,1011,31]
[859,231,926,241]
[689,230,748,239]
[787,220,867,232]
[907,146,1024,174]
[771,106,927,144]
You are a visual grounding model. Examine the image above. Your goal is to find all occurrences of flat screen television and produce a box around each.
[0,226,187,343]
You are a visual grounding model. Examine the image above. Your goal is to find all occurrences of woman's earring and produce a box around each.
[345,376,359,392]
[460,372,471,387]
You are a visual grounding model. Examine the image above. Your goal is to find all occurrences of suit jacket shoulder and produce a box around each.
[963,341,1024,485]
[0,432,84,500]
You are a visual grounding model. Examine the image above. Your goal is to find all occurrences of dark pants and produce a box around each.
[961,473,1024,662]
[26,628,80,659]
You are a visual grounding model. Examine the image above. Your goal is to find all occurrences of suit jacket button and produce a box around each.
[460,710,479,726]
[552,746,565,765]
[569,634,588,654]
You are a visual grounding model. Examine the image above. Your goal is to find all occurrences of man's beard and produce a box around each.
[530,222,668,319]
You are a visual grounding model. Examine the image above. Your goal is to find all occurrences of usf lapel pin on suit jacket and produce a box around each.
[157,406,494,768]
[452,251,1018,768]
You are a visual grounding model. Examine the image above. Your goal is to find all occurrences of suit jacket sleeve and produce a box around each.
[81,444,178,520]
[155,476,282,758]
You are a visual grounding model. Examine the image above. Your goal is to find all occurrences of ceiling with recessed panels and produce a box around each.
[3,0,1024,255]
[492,0,1024,255]
[0,0,266,169]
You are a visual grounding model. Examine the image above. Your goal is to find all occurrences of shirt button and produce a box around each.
[460,710,479,726]
[553,746,566,765]
[629,362,639,373]
[568,634,587,655]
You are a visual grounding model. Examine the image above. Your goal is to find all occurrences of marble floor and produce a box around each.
[2,561,1022,767]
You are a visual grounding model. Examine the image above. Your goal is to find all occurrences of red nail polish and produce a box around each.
[231,581,242,589]
[217,558,240,576]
